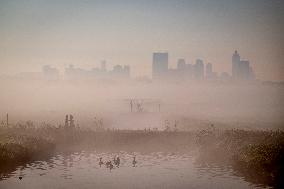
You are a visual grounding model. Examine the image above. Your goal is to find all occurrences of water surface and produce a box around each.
[0,151,266,189]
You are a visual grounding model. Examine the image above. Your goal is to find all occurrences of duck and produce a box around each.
[113,156,117,165]
[99,157,104,167]
[105,161,111,168]
[116,156,120,167]
[132,156,137,167]
[113,156,120,167]
[109,162,114,171]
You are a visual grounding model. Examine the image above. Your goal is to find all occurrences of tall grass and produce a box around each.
[196,128,284,187]
[0,123,283,187]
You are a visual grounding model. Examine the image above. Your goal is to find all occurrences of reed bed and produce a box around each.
[0,123,283,187]
[196,128,284,187]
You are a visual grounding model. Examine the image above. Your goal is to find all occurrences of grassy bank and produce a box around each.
[196,129,284,187]
[0,124,283,187]
[0,125,196,153]
[0,126,56,179]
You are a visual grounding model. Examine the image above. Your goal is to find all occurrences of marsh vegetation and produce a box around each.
[0,122,283,188]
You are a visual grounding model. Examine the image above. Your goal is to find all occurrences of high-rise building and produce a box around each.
[232,50,241,79]
[177,59,186,70]
[176,59,186,80]
[152,53,168,79]
[194,59,204,80]
[239,60,250,79]
[206,63,213,79]
[232,50,253,80]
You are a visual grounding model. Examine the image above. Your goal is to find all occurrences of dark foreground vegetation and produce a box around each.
[196,128,284,188]
[0,123,283,188]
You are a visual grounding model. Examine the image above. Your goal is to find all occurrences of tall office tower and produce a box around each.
[206,63,213,79]
[232,50,241,79]
[194,59,204,80]
[152,53,168,79]
[239,60,250,79]
[177,59,186,70]
[232,50,252,80]
[177,59,186,80]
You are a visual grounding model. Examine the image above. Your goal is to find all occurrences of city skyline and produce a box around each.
[0,2,283,188]
[151,50,254,82]
[0,0,283,81]
[9,50,256,83]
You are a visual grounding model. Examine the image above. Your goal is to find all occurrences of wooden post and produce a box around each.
[65,115,69,128]
[6,113,8,126]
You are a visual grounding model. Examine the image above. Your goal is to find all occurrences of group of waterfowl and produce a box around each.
[99,156,137,171]
[18,156,137,180]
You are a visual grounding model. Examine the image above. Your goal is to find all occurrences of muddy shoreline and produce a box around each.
[0,126,283,188]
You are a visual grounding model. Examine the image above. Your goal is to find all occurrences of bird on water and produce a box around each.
[132,156,137,167]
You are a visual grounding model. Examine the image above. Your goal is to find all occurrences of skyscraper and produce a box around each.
[239,60,250,79]
[232,50,253,80]
[232,50,241,79]
[152,53,168,79]
[176,59,186,80]
[194,59,204,80]
[206,63,213,79]
[177,59,186,70]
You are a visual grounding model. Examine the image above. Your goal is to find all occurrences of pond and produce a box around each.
[0,151,267,189]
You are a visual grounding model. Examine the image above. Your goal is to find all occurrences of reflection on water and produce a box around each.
[0,151,266,189]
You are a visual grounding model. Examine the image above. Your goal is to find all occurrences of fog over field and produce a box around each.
[0,79,283,130]
[1,1,284,188]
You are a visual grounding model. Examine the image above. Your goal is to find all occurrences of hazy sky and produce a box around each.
[0,0,283,81]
